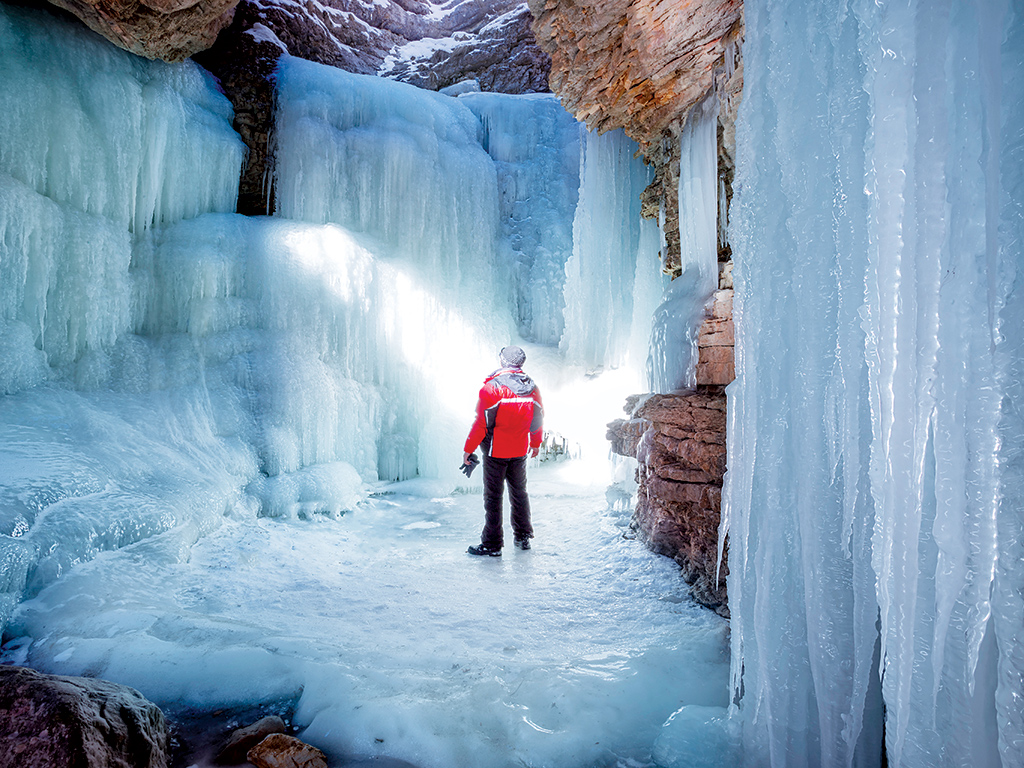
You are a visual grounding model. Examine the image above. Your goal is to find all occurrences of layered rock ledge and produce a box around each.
[609,290,734,615]
[40,0,238,61]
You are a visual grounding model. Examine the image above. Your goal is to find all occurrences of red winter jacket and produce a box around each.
[464,367,544,459]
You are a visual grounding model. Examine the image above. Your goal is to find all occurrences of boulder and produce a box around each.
[215,715,287,765]
[247,733,328,768]
[0,665,168,768]
[43,0,239,61]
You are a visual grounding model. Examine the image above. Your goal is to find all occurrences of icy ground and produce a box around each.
[2,462,730,768]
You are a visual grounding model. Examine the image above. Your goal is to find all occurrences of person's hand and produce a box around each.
[463,452,471,465]
[529,446,539,458]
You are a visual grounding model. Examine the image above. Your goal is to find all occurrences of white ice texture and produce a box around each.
[724,1,1024,767]
[0,0,676,724]
[646,97,719,393]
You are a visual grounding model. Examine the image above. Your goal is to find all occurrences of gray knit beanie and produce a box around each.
[499,345,526,368]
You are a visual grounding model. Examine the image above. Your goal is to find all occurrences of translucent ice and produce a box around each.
[725,0,1024,766]
[560,128,662,373]
[0,6,676,660]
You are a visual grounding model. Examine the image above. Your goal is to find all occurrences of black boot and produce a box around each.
[468,544,502,557]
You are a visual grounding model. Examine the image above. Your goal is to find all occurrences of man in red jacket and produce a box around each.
[463,345,543,556]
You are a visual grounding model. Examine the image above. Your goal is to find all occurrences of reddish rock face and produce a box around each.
[634,392,729,615]
[0,665,169,768]
[606,291,735,615]
[527,0,742,154]
[44,0,239,61]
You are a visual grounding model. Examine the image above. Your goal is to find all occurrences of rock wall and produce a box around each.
[609,291,734,615]
[528,0,742,275]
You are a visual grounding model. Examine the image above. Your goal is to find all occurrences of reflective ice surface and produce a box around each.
[6,465,730,768]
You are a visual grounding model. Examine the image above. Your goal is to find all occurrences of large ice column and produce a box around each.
[995,8,1024,767]
[0,5,249,633]
[560,128,661,373]
[725,1,1023,767]
[648,99,720,393]
[458,92,583,345]
[0,4,244,391]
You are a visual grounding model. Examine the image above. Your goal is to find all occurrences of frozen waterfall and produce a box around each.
[724,1,1024,767]
[0,4,663,642]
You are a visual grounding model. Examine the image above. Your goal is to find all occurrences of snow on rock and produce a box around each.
[207,0,548,93]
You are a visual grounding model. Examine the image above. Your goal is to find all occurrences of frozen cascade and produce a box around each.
[724,1,1023,767]
[273,57,512,334]
[560,128,662,373]
[458,92,583,346]
[0,4,251,631]
[647,99,720,393]
[0,0,676,679]
[0,3,243,385]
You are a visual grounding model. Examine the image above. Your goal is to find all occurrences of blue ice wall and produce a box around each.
[724,1,1024,766]
[0,8,663,638]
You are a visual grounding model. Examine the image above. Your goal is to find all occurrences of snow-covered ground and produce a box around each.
[3,462,730,768]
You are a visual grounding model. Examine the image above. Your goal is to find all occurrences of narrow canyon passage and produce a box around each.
[3,463,730,768]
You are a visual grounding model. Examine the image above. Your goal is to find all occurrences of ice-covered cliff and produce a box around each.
[720,1,1023,766]
[534,0,1024,766]
[0,2,661,637]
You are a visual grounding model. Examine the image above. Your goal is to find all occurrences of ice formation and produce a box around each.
[724,1,1024,766]
[0,2,665,668]
[647,98,720,393]
[0,12,722,766]
[560,128,663,373]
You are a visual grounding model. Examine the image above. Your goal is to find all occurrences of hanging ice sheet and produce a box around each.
[0,4,250,632]
[457,92,583,346]
[560,128,663,374]
[647,98,720,393]
[724,1,1024,766]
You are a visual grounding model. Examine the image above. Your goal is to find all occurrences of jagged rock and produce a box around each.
[606,417,648,458]
[0,665,168,768]
[215,715,288,765]
[383,7,551,94]
[42,0,238,61]
[617,391,729,615]
[202,0,549,93]
[527,0,742,151]
[193,5,285,215]
[247,733,328,768]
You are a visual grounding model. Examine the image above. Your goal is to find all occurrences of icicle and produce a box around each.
[647,99,720,393]
[559,128,654,372]
[726,0,1022,765]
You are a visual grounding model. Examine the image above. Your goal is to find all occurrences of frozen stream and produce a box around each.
[3,463,730,768]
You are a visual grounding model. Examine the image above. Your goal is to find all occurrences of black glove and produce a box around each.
[460,453,480,478]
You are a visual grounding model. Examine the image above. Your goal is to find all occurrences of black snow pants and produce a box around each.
[480,454,533,549]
